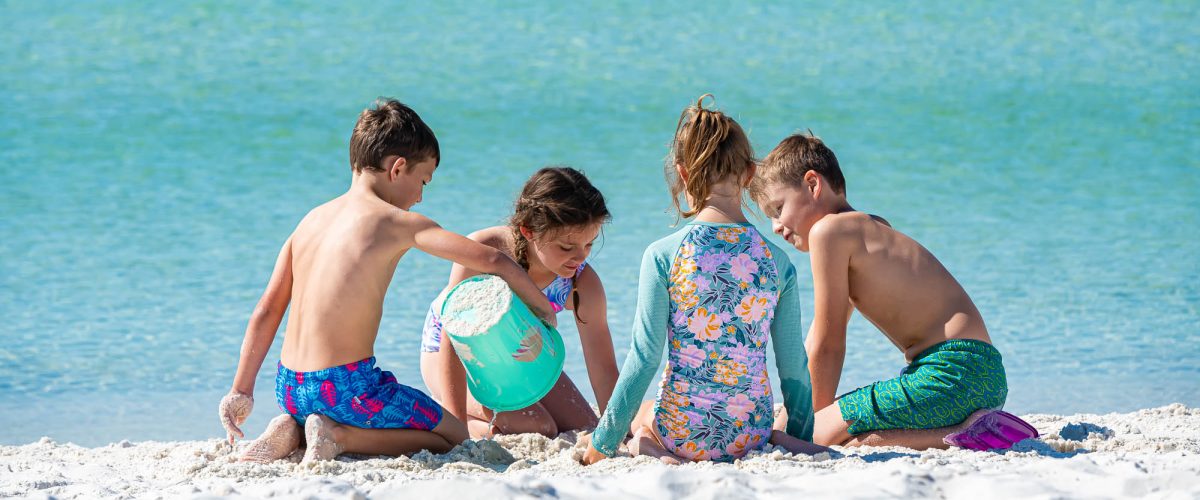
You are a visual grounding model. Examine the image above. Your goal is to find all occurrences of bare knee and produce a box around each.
[812,416,853,446]
[812,403,854,446]
[556,406,598,433]
[577,407,600,429]
[434,413,470,449]
[629,400,656,435]
[813,427,850,447]
[467,418,492,439]
[494,404,558,437]
[521,406,558,438]
[632,425,657,441]
[536,374,600,433]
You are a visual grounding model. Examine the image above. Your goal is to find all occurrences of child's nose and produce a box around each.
[772,220,784,235]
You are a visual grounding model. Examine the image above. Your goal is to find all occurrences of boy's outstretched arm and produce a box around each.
[220,237,294,444]
[406,213,556,327]
[805,221,855,411]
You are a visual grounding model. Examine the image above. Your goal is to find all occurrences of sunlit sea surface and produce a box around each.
[1,1,1197,445]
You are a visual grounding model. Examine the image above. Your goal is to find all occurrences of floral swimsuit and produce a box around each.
[592,222,814,462]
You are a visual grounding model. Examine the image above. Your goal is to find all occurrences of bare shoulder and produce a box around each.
[377,207,439,249]
[575,263,605,297]
[467,226,512,251]
[809,212,872,250]
[290,198,341,239]
[301,196,342,221]
[567,264,607,318]
[387,207,434,227]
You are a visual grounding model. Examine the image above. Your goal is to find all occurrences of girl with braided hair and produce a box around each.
[420,166,619,438]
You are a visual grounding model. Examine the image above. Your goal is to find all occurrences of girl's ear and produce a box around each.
[743,162,757,187]
[518,225,534,240]
[388,156,407,182]
[675,163,689,184]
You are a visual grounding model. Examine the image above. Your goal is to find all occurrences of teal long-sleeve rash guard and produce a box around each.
[591,221,815,457]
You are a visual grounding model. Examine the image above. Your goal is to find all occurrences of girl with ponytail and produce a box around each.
[583,95,828,464]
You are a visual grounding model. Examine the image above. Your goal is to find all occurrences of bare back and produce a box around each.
[827,212,991,361]
[280,193,410,371]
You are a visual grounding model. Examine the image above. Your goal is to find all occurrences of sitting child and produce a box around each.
[217,98,556,463]
[753,132,1038,450]
[583,95,828,465]
[420,166,619,439]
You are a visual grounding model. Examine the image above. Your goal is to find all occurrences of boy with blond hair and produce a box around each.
[753,133,1037,450]
[217,98,557,462]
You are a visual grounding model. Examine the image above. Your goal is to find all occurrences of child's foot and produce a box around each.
[628,426,683,465]
[944,409,1039,451]
[240,414,301,463]
[302,414,344,463]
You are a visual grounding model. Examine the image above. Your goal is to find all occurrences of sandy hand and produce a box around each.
[580,443,608,465]
[219,391,254,444]
[576,433,609,465]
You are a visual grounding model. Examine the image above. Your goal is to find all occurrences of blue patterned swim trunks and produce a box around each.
[275,357,443,430]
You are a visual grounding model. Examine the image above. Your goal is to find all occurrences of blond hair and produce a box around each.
[752,132,845,206]
[665,94,756,220]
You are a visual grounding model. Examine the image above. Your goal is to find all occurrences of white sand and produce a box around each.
[441,275,511,337]
[3,405,1199,499]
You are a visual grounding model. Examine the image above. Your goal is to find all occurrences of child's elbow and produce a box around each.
[810,342,846,360]
[480,248,508,275]
[248,303,283,327]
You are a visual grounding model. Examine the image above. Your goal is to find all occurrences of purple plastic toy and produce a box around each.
[944,410,1039,451]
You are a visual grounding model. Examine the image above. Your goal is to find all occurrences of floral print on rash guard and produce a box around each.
[654,225,779,460]
[592,221,814,461]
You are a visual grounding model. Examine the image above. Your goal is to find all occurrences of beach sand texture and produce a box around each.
[441,275,512,337]
[4,405,1197,499]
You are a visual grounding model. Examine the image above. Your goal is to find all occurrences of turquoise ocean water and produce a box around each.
[1,2,1197,446]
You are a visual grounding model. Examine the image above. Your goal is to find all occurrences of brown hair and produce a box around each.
[665,94,756,220]
[753,132,845,201]
[348,98,440,173]
[510,167,611,321]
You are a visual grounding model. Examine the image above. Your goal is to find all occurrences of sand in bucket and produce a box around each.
[440,275,565,412]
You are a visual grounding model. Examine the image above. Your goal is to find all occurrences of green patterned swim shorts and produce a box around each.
[838,339,1007,435]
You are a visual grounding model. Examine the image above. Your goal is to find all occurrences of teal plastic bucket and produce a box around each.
[439,274,565,412]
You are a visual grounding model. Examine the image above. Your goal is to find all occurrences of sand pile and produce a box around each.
[3,405,1198,499]
[441,275,512,337]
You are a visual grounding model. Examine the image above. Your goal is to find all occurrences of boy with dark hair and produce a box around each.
[218,98,557,462]
[754,133,1037,450]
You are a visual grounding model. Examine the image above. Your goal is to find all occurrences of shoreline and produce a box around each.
[3,405,1198,499]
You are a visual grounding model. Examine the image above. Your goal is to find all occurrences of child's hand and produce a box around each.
[580,443,607,465]
[219,391,254,444]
